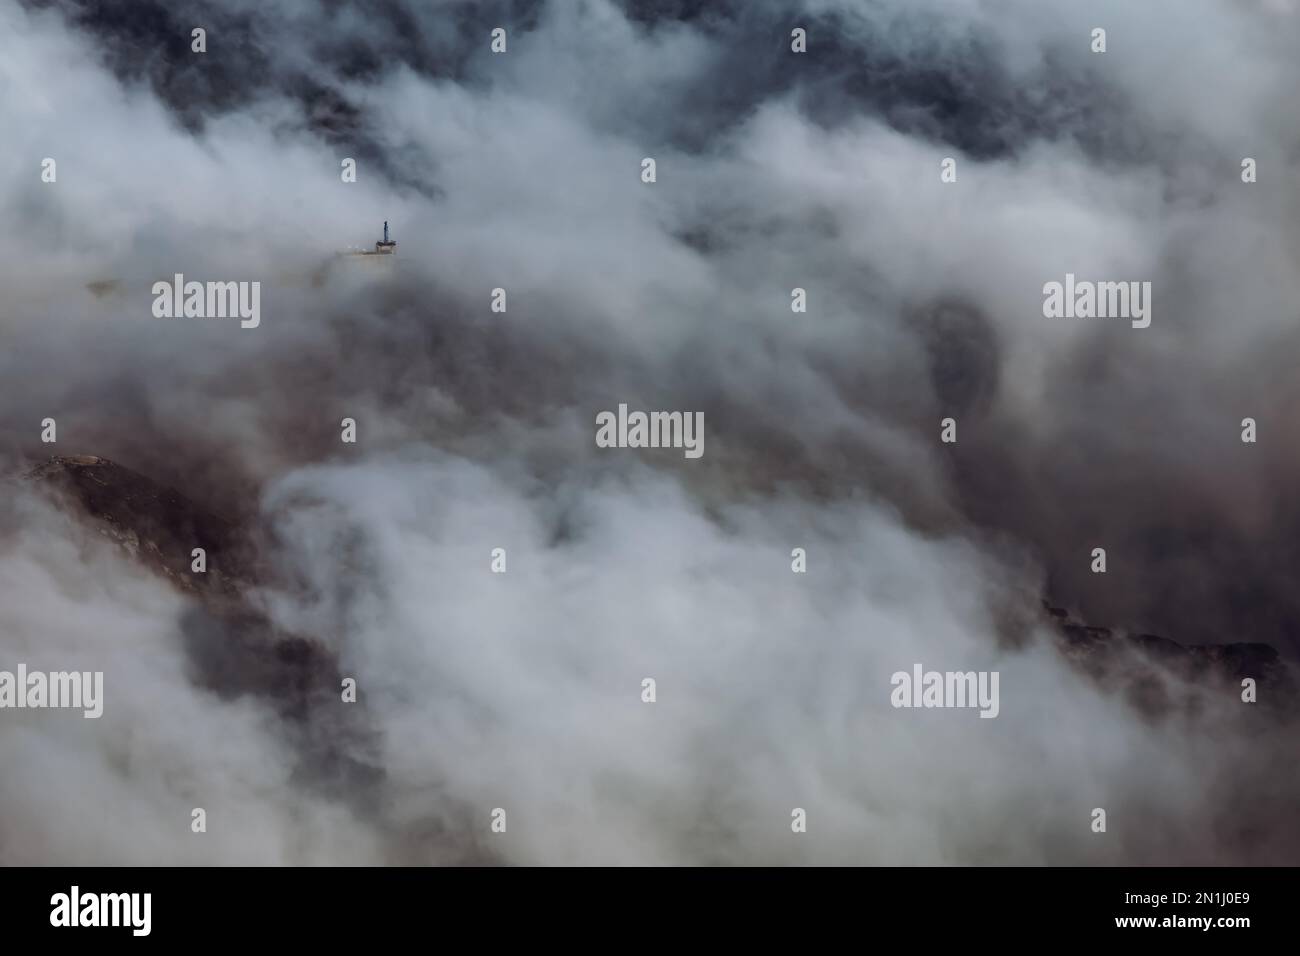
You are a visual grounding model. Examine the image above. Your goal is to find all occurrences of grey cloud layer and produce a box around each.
[1,0,1298,863]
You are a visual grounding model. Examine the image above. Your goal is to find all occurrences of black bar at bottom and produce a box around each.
[0,866,1283,942]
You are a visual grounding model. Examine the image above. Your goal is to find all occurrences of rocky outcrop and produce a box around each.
[25,455,1291,762]
[26,454,383,804]
[27,455,254,600]
[1043,602,1291,718]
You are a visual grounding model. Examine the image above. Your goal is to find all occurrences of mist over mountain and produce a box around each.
[1,0,1298,864]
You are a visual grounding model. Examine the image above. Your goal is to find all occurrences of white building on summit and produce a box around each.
[343,221,398,258]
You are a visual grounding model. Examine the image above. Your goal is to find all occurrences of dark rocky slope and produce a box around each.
[23,453,1293,780]
[26,454,384,806]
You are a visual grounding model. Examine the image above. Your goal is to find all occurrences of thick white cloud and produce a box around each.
[0,0,1296,863]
